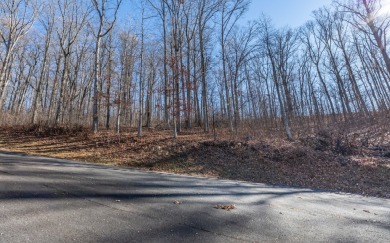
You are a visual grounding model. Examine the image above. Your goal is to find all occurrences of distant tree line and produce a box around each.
[0,0,389,139]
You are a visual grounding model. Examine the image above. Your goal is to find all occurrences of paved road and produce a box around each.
[0,151,389,242]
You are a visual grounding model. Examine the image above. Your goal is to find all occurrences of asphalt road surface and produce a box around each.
[0,150,389,242]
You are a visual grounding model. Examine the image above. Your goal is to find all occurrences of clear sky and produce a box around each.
[241,0,333,27]
[119,0,334,29]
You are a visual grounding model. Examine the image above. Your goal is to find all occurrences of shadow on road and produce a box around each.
[0,151,389,242]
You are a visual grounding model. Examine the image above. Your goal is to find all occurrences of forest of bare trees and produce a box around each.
[1,0,390,140]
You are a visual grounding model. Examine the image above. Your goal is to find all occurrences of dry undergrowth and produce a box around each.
[0,121,389,199]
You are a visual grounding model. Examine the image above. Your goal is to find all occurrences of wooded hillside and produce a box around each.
[1,0,390,198]
[1,0,389,139]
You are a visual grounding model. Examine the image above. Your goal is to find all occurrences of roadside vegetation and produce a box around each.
[0,0,390,199]
[1,112,389,198]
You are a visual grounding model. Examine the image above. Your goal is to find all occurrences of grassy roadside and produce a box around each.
[0,125,389,199]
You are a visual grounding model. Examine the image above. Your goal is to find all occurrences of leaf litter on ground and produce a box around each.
[214,204,236,211]
[0,125,389,199]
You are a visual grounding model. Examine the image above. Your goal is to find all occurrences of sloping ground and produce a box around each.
[0,125,389,198]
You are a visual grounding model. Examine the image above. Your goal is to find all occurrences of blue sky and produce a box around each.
[241,0,333,27]
[119,0,334,29]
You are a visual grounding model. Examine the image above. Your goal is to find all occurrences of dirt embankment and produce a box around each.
[0,125,389,198]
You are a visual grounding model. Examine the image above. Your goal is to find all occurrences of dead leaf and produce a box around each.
[214,204,236,211]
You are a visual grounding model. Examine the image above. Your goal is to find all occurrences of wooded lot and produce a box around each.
[0,0,389,197]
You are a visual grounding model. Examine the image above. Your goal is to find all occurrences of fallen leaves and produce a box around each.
[0,125,389,199]
[214,204,236,211]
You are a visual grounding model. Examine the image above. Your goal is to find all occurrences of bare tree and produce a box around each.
[0,0,38,112]
[336,0,390,74]
[91,0,122,133]
[147,0,171,129]
[224,23,257,132]
[54,0,89,125]
[301,21,337,120]
[196,0,220,133]
[138,6,146,137]
[31,2,55,124]
[258,18,294,140]
[218,0,249,132]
